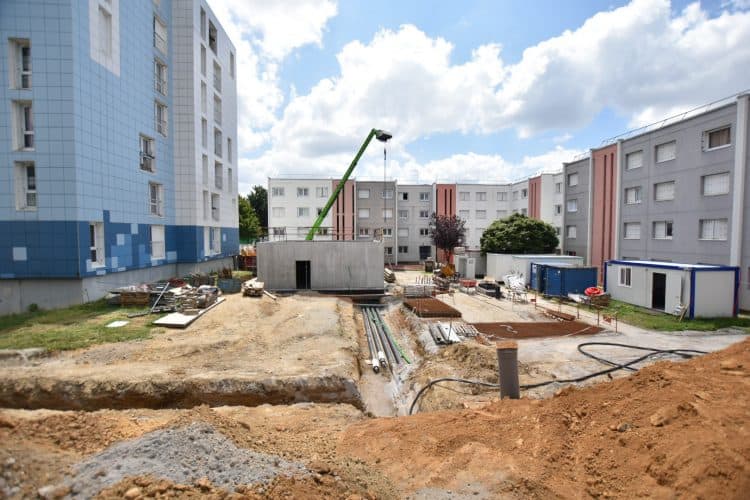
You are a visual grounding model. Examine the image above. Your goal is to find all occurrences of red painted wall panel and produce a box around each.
[528,175,541,219]
[332,179,355,240]
[591,145,618,282]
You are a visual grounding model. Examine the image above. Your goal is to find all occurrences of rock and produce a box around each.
[37,485,70,499]
[650,407,677,427]
[616,423,631,432]
[310,460,331,474]
[124,486,141,499]
[4,458,15,468]
[195,477,212,491]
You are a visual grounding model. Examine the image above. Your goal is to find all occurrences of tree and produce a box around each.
[429,214,467,262]
[238,196,262,242]
[247,185,268,231]
[480,213,559,255]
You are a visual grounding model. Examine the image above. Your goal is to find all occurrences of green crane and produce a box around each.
[305,128,392,241]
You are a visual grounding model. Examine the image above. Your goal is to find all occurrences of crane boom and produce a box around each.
[305,128,392,241]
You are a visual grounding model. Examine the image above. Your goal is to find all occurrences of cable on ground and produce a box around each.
[408,342,708,415]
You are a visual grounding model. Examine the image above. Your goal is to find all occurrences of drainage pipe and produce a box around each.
[361,309,380,373]
[368,308,400,366]
[366,309,388,368]
[374,308,411,364]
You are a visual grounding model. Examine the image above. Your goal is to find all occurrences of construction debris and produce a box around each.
[152,297,225,328]
[384,268,396,283]
[242,279,265,297]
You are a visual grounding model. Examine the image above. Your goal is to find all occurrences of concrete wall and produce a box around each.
[256,240,384,291]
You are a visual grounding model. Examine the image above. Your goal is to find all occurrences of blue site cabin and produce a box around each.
[604,260,740,319]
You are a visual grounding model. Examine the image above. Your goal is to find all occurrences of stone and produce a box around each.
[124,486,142,499]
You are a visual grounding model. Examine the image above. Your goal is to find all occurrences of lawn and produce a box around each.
[0,300,161,351]
[592,299,750,332]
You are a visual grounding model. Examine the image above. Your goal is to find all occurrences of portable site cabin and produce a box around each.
[604,260,740,319]
[486,254,584,285]
[534,264,598,297]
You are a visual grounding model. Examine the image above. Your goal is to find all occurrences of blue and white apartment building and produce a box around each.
[0,0,239,314]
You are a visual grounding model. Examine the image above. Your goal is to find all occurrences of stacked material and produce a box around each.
[427,322,476,345]
[384,268,396,283]
[361,306,410,374]
[404,284,435,298]
[242,278,265,297]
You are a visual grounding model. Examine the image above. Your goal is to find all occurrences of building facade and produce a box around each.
[561,157,591,260]
[0,0,238,314]
[395,184,434,262]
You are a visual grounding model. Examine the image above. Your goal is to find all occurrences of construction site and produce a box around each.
[0,127,749,499]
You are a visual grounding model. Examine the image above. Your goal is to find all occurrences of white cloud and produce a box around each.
[238,0,750,187]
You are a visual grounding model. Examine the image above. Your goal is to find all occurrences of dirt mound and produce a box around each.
[340,339,750,498]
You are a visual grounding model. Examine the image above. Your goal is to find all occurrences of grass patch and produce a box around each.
[0,300,160,351]
[232,270,253,281]
[591,299,750,332]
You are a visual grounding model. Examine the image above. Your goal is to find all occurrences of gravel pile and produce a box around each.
[63,422,307,498]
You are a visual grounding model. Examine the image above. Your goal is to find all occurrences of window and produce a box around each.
[199,82,207,114]
[383,209,393,219]
[200,8,206,40]
[211,193,220,220]
[655,141,676,163]
[624,186,642,205]
[316,207,323,216]
[699,218,728,240]
[419,192,430,201]
[398,209,408,220]
[214,128,222,156]
[419,210,429,218]
[654,181,675,201]
[89,222,105,267]
[419,228,429,237]
[512,191,519,200]
[230,51,235,78]
[208,20,217,53]
[619,267,632,287]
[626,150,643,170]
[10,39,32,89]
[704,126,730,151]
[383,228,393,237]
[653,221,673,240]
[497,192,507,201]
[358,228,370,237]
[623,222,641,239]
[398,228,409,237]
[214,162,222,190]
[202,155,208,185]
[566,225,577,239]
[213,95,222,124]
[213,61,221,92]
[272,187,285,196]
[12,101,34,150]
[459,191,470,201]
[398,246,409,254]
[14,162,36,210]
[566,199,578,212]
[201,119,207,148]
[476,210,486,219]
[316,186,329,198]
[358,208,370,219]
[521,188,528,199]
[385,246,393,256]
[272,207,285,217]
[201,45,206,76]
[227,167,232,191]
[701,172,730,196]
[554,204,562,215]
[555,182,562,194]
[272,227,286,236]
[149,182,163,216]
[296,187,309,197]
[496,210,507,218]
[297,207,310,217]
[477,192,487,201]
[568,173,579,186]
[154,59,167,95]
[139,135,155,172]
[98,6,113,58]
[381,189,394,199]
[153,15,167,54]
[155,101,167,136]
[150,225,165,259]
[555,226,561,235]
[227,138,232,163]
[203,190,209,219]
[459,209,470,219]
[358,189,370,199]
[211,227,221,254]
[399,192,409,201]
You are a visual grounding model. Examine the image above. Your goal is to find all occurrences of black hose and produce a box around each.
[408,342,709,415]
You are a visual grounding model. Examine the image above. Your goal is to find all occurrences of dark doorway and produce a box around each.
[419,246,431,260]
[652,272,666,310]
[296,260,311,289]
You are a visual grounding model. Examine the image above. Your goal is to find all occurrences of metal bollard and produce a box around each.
[496,341,520,399]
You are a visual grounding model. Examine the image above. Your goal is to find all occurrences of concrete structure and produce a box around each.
[604,260,739,318]
[256,240,384,291]
[395,184,434,262]
[0,0,238,314]
[486,253,584,284]
[562,157,591,261]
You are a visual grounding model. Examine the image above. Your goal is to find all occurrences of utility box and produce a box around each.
[456,255,477,279]
[543,265,597,297]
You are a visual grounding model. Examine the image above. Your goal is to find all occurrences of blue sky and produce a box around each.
[208,0,750,191]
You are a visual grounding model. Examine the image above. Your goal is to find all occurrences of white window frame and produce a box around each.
[419,209,429,218]
[208,20,218,54]
[12,101,34,150]
[227,138,232,164]
[297,207,310,217]
[568,173,579,187]
[213,94,222,125]
[654,181,675,202]
[150,225,165,260]
[703,126,731,151]
[200,8,206,40]
[383,208,393,220]
[316,186,329,198]
[89,222,105,268]
[358,228,370,237]
[214,162,223,190]
[297,187,309,197]
[149,182,164,217]
[497,192,507,201]
[272,207,285,218]
[566,199,578,212]
[699,218,728,241]
[652,220,673,240]
[458,210,470,219]
[655,140,676,163]
[555,182,562,193]
[10,39,32,89]
[619,267,632,287]
[358,189,370,199]
[476,192,487,201]
[398,209,408,220]
[398,228,409,238]
[554,204,562,215]
[419,192,430,201]
[566,225,577,239]
[624,186,642,205]
[521,188,528,199]
[496,210,507,219]
[382,228,393,237]
[230,51,235,79]
[459,191,470,201]
[625,150,643,170]
[153,15,167,54]
[701,172,730,196]
[399,192,409,201]
[398,246,409,254]
[202,190,209,220]
[381,189,394,199]
[200,45,206,76]
[384,246,393,256]
[14,161,36,211]
[213,61,221,92]
[140,134,155,172]
[155,101,168,136]
[271,187,285,197]
[419,228,429,237]
[210,227,221,254]
[201,119,207,148]
[213,128,222,157]
[623,222,641,240]
[211,193,220,221]
[358,208,370,219]
[476,210,486,219]
[154,58,167,95]
[202,155,209,186]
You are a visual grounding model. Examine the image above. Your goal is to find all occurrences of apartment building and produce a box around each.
[457,183,512,250]
[355,180,398,262]
[528,172,564,242]
[396,184,434,262]
[267,178,335,240]
[0,0,238,314]
[561,157,591,260]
